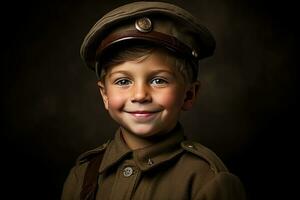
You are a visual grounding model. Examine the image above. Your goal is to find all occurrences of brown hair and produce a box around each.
[97,42,196,83]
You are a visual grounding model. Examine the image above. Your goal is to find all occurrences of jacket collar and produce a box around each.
[99,123,185,173]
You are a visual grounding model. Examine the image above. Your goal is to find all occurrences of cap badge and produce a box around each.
[135,17,152,33]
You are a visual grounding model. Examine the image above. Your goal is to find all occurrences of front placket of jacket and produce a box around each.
[108,158,141,200]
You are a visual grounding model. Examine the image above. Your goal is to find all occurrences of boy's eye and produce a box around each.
[150,78,168,85]
[114,79,132,86]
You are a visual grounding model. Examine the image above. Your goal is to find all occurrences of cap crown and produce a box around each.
[80,1,216,74]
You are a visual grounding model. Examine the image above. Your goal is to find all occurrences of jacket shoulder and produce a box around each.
[181,140,228,173]
[75,139,110,165]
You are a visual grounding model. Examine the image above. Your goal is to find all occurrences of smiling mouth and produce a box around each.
[125,110,160,118]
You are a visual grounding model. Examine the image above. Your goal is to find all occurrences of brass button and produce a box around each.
[123,166,134,177]
[192,50,198,58]
[135,17,152,33]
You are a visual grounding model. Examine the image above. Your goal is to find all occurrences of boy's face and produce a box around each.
[98,52,199,140]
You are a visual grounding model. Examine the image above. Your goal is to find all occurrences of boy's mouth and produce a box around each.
[125,110,161,118]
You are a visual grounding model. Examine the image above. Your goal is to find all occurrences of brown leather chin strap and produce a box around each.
[96,30,198,61]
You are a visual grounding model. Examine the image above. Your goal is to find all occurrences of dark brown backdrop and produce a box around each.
[2,0,297,199]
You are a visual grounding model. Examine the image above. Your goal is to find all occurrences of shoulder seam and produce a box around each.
[76,139,110,165]
[181,140,228,173]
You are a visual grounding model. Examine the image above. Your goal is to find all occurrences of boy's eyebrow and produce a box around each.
[107,70,131,78]
[148,69,176,76]
[108,69,176,77]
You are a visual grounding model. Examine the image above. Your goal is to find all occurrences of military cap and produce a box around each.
[80,1,216,78]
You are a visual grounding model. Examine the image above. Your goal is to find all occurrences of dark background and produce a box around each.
[2,0,297,199]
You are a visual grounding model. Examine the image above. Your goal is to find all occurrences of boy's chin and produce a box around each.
[122,124,163,138]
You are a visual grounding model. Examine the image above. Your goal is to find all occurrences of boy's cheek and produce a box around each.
[107,95,126,109]
[155,92,185,108]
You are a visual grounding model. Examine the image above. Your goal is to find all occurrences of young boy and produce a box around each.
[61,1,246,200]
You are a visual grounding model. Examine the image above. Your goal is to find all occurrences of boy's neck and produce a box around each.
[120,126,175,150]
[121,131,153,150]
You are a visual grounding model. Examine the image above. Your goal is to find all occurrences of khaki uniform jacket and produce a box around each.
[61,124,246,200]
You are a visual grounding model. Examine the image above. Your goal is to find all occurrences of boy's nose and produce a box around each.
[130,83,152,103]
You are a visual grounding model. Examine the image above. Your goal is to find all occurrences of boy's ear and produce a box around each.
[182,81,201,111]
[97,80,109,110]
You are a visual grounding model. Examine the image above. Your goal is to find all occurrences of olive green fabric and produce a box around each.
[61,125,246,200]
